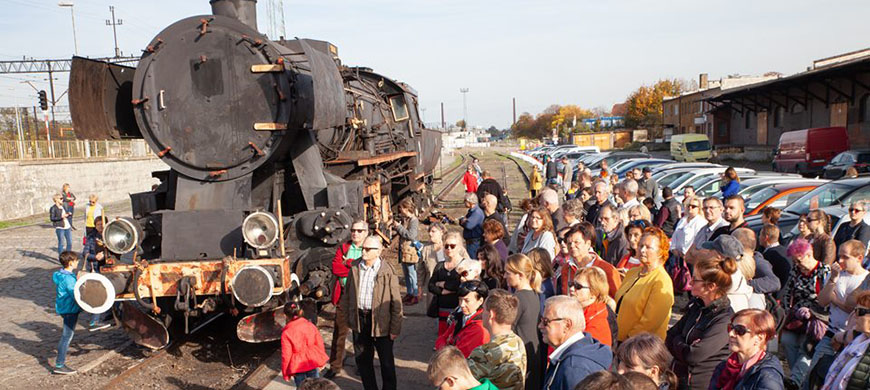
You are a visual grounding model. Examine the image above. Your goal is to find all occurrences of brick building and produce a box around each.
[663,74,777,138]
[705,49,870,147]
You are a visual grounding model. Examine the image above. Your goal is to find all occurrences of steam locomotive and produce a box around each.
[68,0,441,349]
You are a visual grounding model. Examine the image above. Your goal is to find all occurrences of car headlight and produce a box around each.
[242,211,279,249]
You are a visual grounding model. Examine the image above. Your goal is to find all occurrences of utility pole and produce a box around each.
[460,88,469,129]
[106,5,123,58]
[58,2,78,55]
[512,97,516,126]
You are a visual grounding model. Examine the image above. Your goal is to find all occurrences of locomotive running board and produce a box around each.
[119,301,170,350]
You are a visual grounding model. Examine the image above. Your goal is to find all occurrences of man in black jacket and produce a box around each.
[477,171,508,214]
[759,224,791,294]
[594,204,628,265]
[584,180,612,227]
[833,200,870,248]
[655,186,681,236]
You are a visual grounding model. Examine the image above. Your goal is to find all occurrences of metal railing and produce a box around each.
[0,139,156,161]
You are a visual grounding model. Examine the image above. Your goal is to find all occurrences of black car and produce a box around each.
[822,150,870,179]
[584,152,651,174]
[745,176,870,241]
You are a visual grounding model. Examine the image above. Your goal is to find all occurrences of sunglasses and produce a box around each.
[855,307,870,317]
[571,282,590,291]
[351,228,367,233]
[362,247,379,252]
[687,204,700,209]
[850,208,865,213]
[728,323,752,336]
[445,244,458,250]
[539,317,566,327]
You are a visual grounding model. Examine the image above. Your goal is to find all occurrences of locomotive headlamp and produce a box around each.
[103,217,142,254]
[242,211,279,249]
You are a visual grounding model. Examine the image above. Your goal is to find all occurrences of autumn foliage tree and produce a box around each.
[624,79,684,128]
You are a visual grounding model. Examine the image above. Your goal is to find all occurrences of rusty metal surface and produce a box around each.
[68,56,141,140]
[119,301,170,350]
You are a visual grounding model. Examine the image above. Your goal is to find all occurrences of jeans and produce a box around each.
[402,263,418,297]
[782,330,811,384]
[293,368,320,387]
[56,312,79,367]
[804,334,836,390]
[466,240,480,259]
[353,311,397,390]
[55,228,72,256]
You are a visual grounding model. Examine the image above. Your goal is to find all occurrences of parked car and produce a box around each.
[652,162,720,174]
[745,176,870,239]
[668,167,755,193]
[585,151,651,174]
[612,158,674,179]
[773,127,849,176]
[822,150,870,179]
[744,183,823,216]
[670,133,712,162]
[680,175,812,201]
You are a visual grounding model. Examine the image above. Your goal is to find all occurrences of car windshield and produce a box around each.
[739,184,770,199]
[784,182,855,215]
[746,187,779,210]
[659,171,694,188]
[682,174,718,191]
[686,140,711,152]
[696,178,722,197]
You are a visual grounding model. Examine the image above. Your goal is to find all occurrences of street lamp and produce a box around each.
[58,2,78,55]
[460,88,469,129]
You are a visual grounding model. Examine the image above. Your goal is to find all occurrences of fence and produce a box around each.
[0,139,155,161]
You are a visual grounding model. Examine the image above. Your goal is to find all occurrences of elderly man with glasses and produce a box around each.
[834,200,870,249]
[340,235,403,390]
[323,219,369,379]
[540,296,612,390]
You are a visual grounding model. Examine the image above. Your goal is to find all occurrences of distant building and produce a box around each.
[581,116,625,128]
[704,48,870,146]
[662,73,779,139]
[441,126,491,150]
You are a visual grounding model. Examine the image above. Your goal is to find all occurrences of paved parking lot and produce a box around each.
[0,217,129,388]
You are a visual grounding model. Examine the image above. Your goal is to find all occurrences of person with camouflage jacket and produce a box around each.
[468,289,527,390]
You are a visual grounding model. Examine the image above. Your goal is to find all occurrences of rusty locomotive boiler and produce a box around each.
[68,0,441,349]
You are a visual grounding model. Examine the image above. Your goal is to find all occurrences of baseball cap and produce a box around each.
[700,234,744,259]
[642,167,652,173]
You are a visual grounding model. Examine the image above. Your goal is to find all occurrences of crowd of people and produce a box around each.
[418,156,870,390]
[48,155,870,390]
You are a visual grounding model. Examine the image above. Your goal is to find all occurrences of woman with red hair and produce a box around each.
[709,309,784,390]
[613,227,675,341]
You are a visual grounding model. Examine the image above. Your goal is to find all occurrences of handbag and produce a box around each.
[426,294,439,318]
[669,253,692,293]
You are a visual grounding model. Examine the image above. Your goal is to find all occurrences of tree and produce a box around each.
[624,79,684,128]
[550,105,593,135]
[455,119,466,129]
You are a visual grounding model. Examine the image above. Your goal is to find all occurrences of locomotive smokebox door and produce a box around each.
[132,15,293,182]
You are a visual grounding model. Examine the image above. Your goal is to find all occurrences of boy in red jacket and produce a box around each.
[281,301,329,386]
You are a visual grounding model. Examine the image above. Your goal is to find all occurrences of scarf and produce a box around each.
[716,351,765,390]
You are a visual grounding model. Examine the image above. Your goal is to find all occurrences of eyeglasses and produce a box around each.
[728,323,752,336]
[855,307,870,317]
[362,247,380,252]
[445,244,458,250]
[571,282,590,291]
[687,205,700,209]
[539,317,566,327]
[351,229,367,233]
[850,208,865,213]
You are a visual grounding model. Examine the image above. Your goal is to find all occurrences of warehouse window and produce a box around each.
[774,106,785,128]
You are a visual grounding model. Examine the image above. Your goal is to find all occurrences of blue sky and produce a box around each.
[1,0,869,129]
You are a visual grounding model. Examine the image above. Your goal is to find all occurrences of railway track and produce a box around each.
[435,154,474,201]
[495,152,531,190]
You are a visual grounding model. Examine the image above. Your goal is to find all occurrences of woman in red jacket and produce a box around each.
[435,280,491,357]
[462,165,479,193]
[281,301,329,386]
[571,267,615,347]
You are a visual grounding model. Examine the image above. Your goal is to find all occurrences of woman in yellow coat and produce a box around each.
[529,166,543,198]
[613,226,674,341]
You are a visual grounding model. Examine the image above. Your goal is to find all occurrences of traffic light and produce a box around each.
[38,90,48,111]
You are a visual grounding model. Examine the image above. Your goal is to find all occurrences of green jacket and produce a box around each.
[468,332,526,390]
[470,378,500,390]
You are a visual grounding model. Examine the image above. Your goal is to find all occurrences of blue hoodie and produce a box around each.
[543,332,613,390]
[53,269,80,315]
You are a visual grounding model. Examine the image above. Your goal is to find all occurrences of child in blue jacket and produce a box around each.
[52,251,81,375]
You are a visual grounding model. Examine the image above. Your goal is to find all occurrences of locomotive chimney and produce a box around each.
[210,0,258,31]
